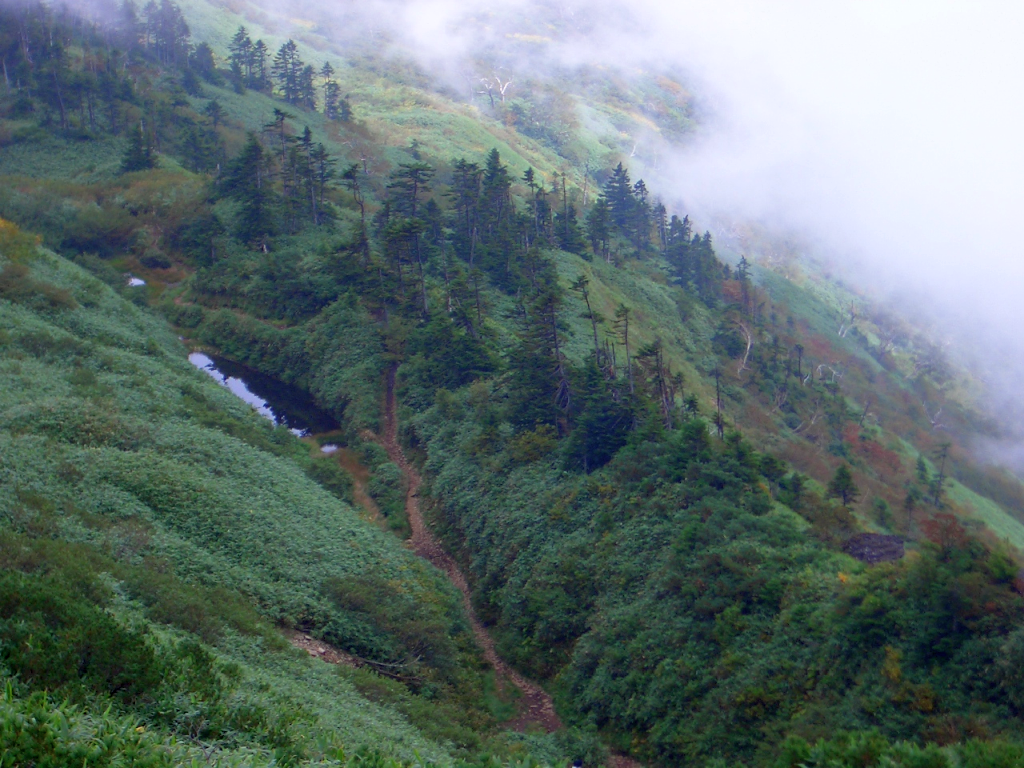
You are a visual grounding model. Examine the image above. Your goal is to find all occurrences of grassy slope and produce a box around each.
[0,229,479,764]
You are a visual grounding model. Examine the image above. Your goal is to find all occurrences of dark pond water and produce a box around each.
[188,352,339,437]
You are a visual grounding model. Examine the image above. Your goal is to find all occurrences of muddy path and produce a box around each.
[371,364,562,734]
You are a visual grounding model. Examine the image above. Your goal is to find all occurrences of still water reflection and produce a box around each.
[188,352,339,437]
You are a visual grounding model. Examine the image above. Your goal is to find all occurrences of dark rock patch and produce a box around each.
[845,533,905,563]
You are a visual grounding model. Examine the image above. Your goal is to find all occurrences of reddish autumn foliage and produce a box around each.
[843,425,904,480]
[806,334,835,360]
[721,280,744,305]
[921,513,969,551]
[862,441,904,476]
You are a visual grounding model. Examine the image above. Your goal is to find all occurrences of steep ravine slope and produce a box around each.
[6,0,1024,765]
[0,227,545,766]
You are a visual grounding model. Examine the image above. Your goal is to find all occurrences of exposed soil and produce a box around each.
[285,629,361,667]
[372,363,562,734]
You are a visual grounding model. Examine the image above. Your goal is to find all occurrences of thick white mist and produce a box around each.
[636,2,1024,331]
[614,1,1024,455]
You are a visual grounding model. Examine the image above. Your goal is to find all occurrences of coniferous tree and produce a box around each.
[523,167,541,243]
[613,303,634,394]
[631,178,651,253]
[586,196,611,262]
[388,162,435,314]
[566,357,631,472]
[145,0,190,67]
[828,463,860,507]
[604,162,634,231]
[736,255,753,315]
[298,64,317,110]
[692,231,722,302]
[222,132,275,249]
[508,281,570,433]
[449,158,482,264]
[479,149,517,281]
[341,162,369,261]
[636,338,678,429]
[666,214,693,286]
[781,472,807,510]
[190,42,220,84]
[321,62,342,119]
[204,99,224,128]
[555,202,587,255]
[310,142,336,221]
[228,26,252,91]
[251,40,269,90]
[653,201,668,251]
[272,40,302,104]
[121,122,155,172]
[179,120,222,172]
[931,441,952,507]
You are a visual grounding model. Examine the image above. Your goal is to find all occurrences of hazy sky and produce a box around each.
[634,2,1024,324]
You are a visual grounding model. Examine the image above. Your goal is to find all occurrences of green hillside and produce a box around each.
[4,1,1024,766]
[0,222,570,764]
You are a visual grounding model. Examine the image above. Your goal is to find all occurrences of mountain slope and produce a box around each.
[5,1,1024,766]
[0,220,529,765]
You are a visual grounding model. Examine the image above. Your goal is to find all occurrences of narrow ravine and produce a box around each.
[372,364,562,734]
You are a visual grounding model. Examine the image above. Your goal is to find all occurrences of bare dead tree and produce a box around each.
[736,321,754,375]
[477,78,495,108]
[858,397,874,427]
[492,70,513,103]
[837,304,858,338]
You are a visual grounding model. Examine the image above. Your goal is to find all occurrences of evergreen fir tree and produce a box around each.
[272,40,302,104]
[586,196,611,261]
[566,357,631,472]
[604,162,634,231]
[827,463,860,507]
[251,40,269,90]
[121,122,155,172]
[222,132,275,249]
[228,26,252,92]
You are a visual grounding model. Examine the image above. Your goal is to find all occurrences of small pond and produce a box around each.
[188,352,339,437]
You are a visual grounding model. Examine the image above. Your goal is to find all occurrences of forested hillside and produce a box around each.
[4,1,1024,766]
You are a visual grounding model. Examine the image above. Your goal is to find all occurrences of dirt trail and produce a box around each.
[372,364,562,734]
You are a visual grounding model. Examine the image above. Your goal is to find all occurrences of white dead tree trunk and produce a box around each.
[492,72,513,103]
[736,321,754,375]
